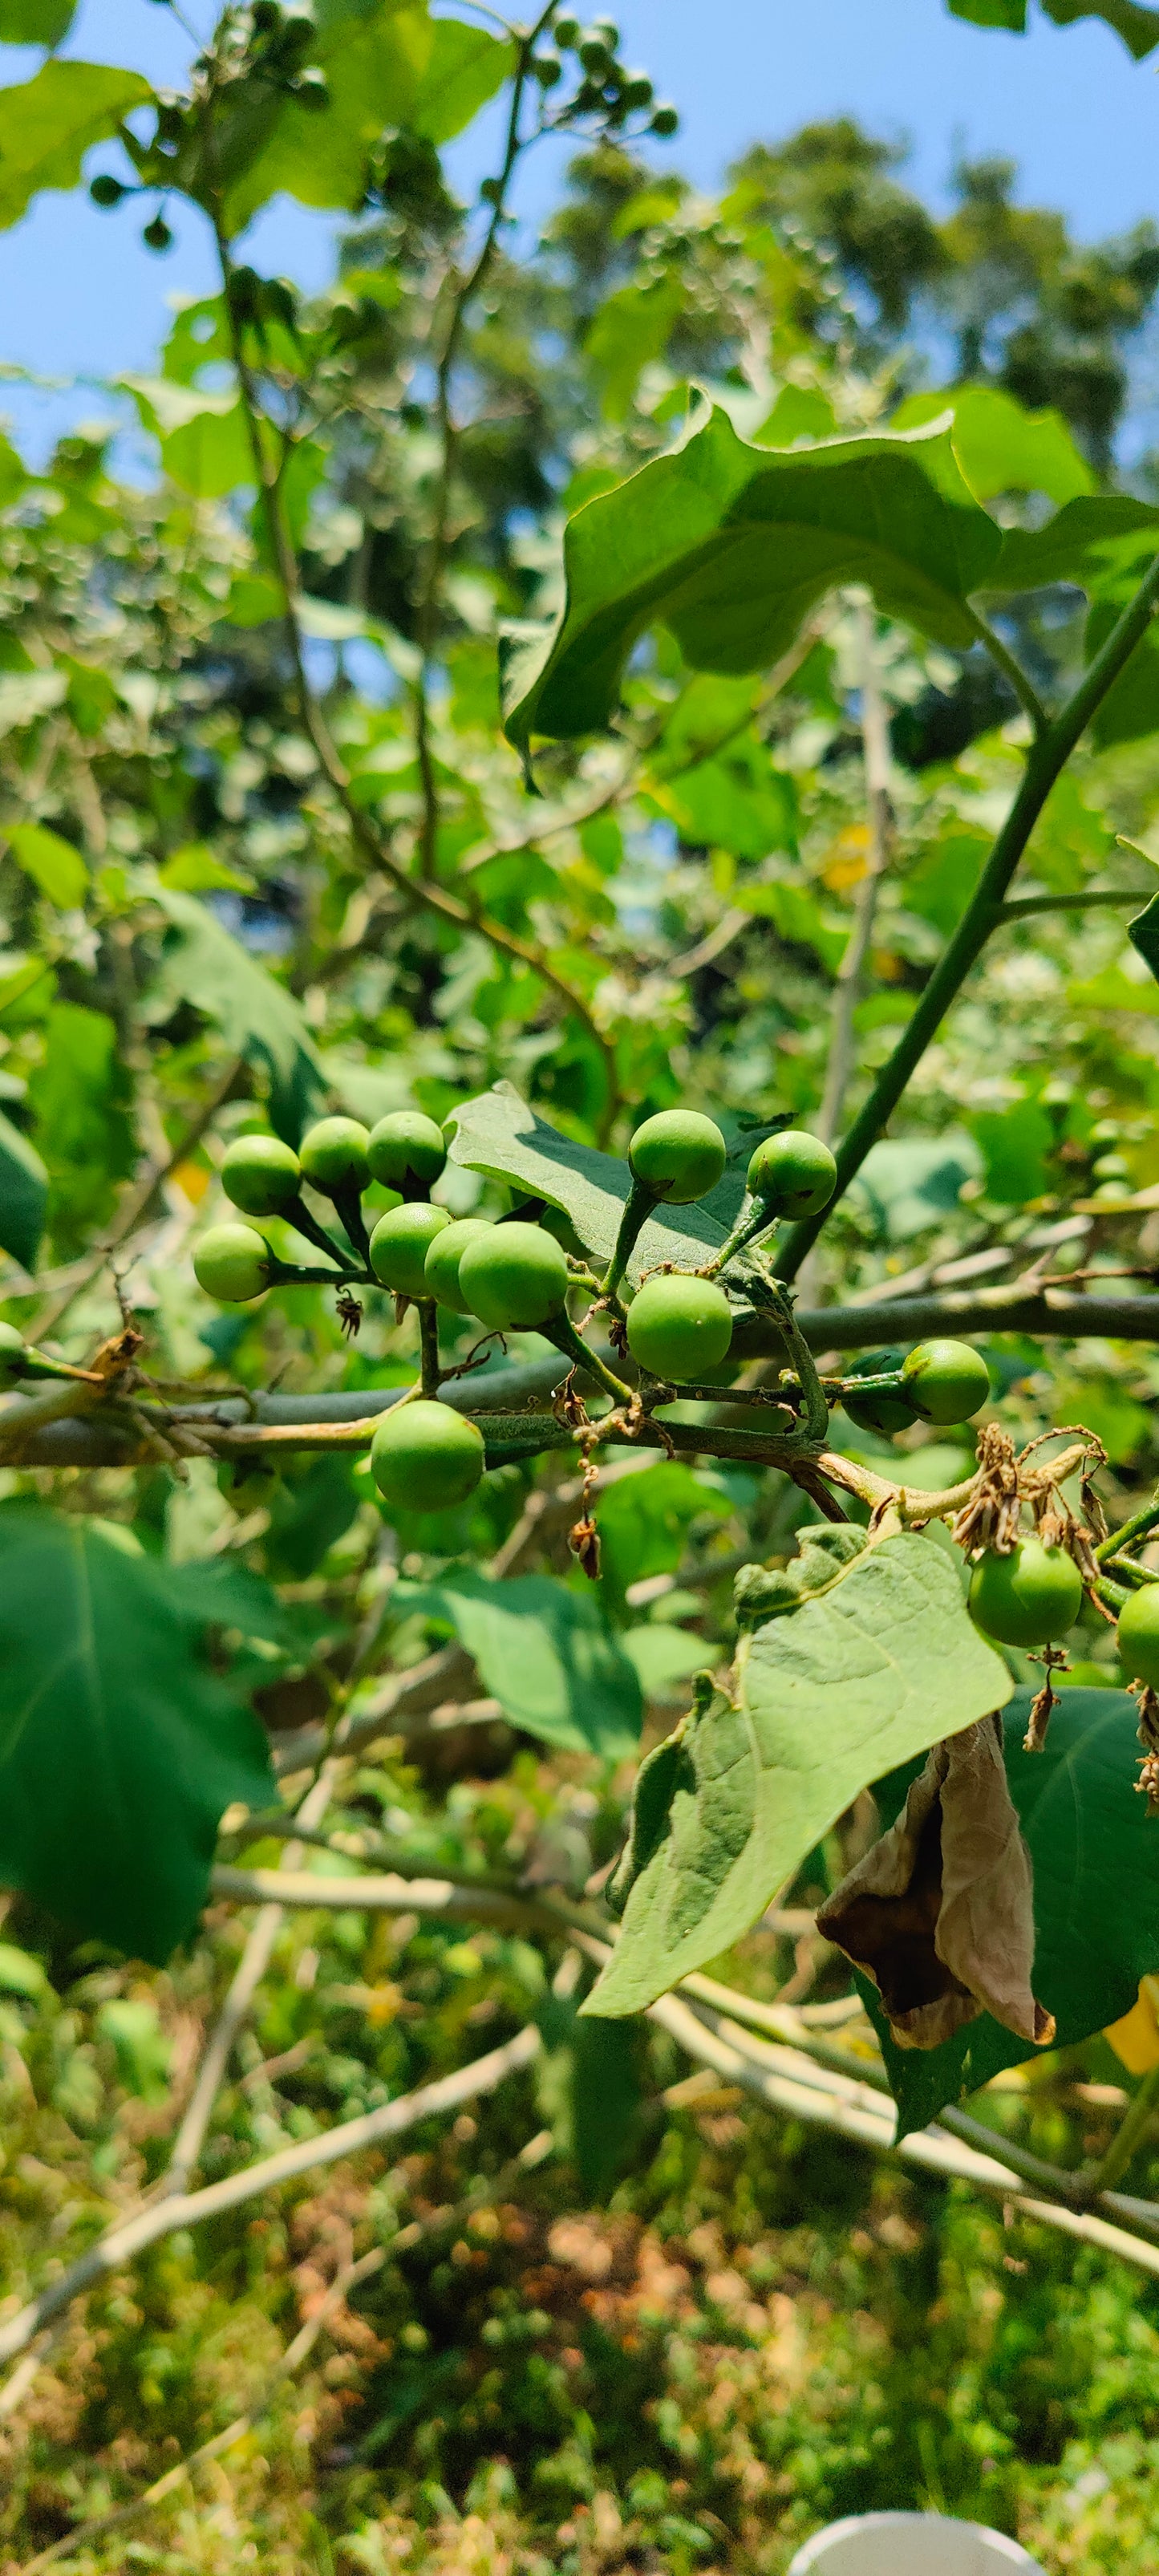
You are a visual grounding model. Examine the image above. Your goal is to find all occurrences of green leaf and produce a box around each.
[870,1689,1159,2133]
[445,1081,768,1281]
[149,886,325,1142]
[6,821,87,909]
[28,1004,135,1256]
[571,2014,642,2197]
[0,61,153,229]
[847,1133,983,1244]
[224,0,455,230]
[0,1105,47,1270]
[392,1567,642,1758]
[650,739,798,862]
[501,403,1002,749]
[582,1532,1011,2018]
[121,377,252,501]
[621,1624,715,1702]
[596,1461,730,1617]
[969,1097,1053,1204]
[949,0,1024,23]
[410,18,513,142]
[0,0,77,43]
[991,493,1159,598]
[586,274,684,422]
[894,383,1094,507]
[0,1504,274,1962]
[1041,0,1159,57]
[1129,890,1159,992]
[96,1998,171,2103]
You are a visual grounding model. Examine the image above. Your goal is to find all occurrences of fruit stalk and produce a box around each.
[419,1300,441,1399]
[599,1177,659,1301]
[545,1312,633,1406]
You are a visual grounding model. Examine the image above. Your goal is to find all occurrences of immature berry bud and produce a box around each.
[628,1110,726,1205]
[367,1110,447,1192]
[746,1129,837,1220]
[221,1133,301,1219]
[969,1539,1082,1651]
[90,175,125,208]
[458,1222,569,1330]
[143,215,173,252]
[371,1398,484,1514]
[194,1223,272,1304]
[368,1202,452,1299]
[650,103,679,136]
[299,1116,371,1195]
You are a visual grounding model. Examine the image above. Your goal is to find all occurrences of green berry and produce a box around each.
[367,1110,447,1193]
[1117,1585,1159,1690]
[194,1223,271,1304]
[371,1398,484,1514]
[423,1217,492,1315]
[840,1346,915,1439]
[143,215,173,252]
[90,174,125,208]
[621,70,653,108]
[746,1128,837,1220]
[291,66,329,108]
[368,1201,451,1297]
[221,1132,302,1218]
[299,1116,371,1195]
[650,103,679,136]
[553,12,581,43]
[626,1274,733,1381]
[628,1109,727,1205]
[969,1537,1083,1650]
[902,1338,991,1426]
[457,1221,569,1330]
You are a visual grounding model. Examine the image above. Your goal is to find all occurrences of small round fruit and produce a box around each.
[841,1346,915,1439]
[368,1201,451,1297]
[746,1128,837,1220]
[370,1398,484,1514]
[969,1537,1083,1650]
[221,1132,301,1217]
[626,1273,733,1381]
[367,1110,447,1193]
[194,1222,271,1304]
[628,1109,726,1204]
[423,1217,491,1315]
[298,1115,371,1195]
[902,1338,991,1426]
[457,1221,569,1330]
[1117,1586,1159,1690]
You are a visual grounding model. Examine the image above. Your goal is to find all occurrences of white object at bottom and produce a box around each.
[786,2511,1044,2573]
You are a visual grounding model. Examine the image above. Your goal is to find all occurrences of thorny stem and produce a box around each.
[545,1310,633,1407]
[1096,1490,1159,1564]
[599,1175,659,1301]
[776,542,1159,1280]
[1082,2057,1159,2201]
[816,598,894,1150]
[418,1299,441,1398]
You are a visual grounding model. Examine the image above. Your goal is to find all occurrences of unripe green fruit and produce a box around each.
[367,1110,447,1192]
[650,103,679,136]
[628,1109,726,1205]
[90,174,125,208]
[369,1201,451,1296]
[1116,1585,1159,1690]
[194,1223,271,1304]
[626,1273,733,1381]
[746,1128,837,1219]
[221,1132,302,1217]
[553,12,581,43]
[371,1398,484,1514]
[144,215,173,253]
[902,1338,991,1426]
[299,1115,371,1195]
[458,1221,569,1329]
[291,67,329,108]
[423,1217,491,1314]
[841,1346,915,1438]
[969,1537,1083,1650]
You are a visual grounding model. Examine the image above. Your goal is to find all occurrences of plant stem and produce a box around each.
[967,605,1048,737]
[775,539,1159,1281]
[1082,2058,1159,2199]
[817,597,894,1149]
[999,888,1137,920]
[545,1311,633,1406]
[599,1176,658,1300]
[419,1299,441,1398]
[1096,1491,1159,1563]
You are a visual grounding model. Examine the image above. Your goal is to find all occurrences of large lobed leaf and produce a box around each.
[445,1080,774,1281]
[0,1504,274,1962]
[0,61,153,228]
[391,1566,642,1758]
[582,1532,1011,2018]
[501,403,1003,749]
[869,1687,1159,2134]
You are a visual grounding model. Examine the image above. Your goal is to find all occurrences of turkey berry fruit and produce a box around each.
[457,1221,569,1330]
[746,1128,837,1220]
[626,1273,733,1381]
[841,1346,915,1438]
[367,1109,447,1193]
[968,1537,1083,1650]
[423,1217,492,1314]
[194,1223,272,1304]
[221,1132,302,1218]
[370,1398,484,1513]
[298,1116,371,1195]
[902,1338,990,1426]
[1116,1586,1159,1690]
[369,1201,451,1297]
[628,1109,726,1204]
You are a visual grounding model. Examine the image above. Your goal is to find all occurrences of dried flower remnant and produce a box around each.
[818,1715,1055,2052]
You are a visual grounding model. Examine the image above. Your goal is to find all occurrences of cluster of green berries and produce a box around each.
[539,14,678,132]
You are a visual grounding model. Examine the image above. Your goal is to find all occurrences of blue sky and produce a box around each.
[2,0,1157,457]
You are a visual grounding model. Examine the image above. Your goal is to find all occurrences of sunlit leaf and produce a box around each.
[895,383,1094,506]
[0,61,153,228]
[0,1504,274,1961]
[6,821,87,909]
[0,1105,47,1270]
[393,1566,642,1758]
[149,886,325,1142]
